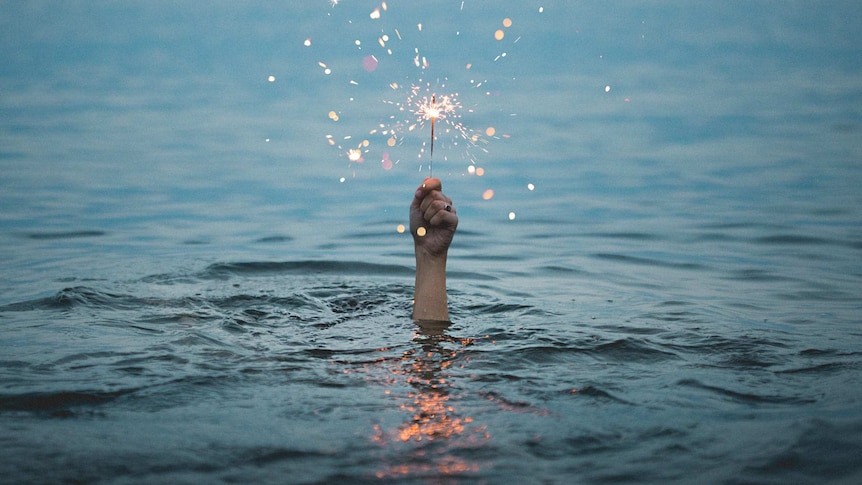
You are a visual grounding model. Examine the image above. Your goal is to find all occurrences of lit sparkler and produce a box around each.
[316,5,520,180]
[416,94,455,177]
[395,84,474,176]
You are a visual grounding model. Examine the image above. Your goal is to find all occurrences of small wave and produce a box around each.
[254,235,294,243]
[584,232,663,241]
[568,385,630,404]
[0,287,141,312]
[199,260,413,279]
[0,389,133,416]
[721,269,795,282]
[776,361,859,374]
[591,253,706,270]
[663,333,794,370]
[463,302,534,315]
[538,265,583,274]
[51,286,141,309]
[25,230,106,240]
[589,338,680,363]
[676,378,816,405]
[774,289,859,302]
[754,234,835,246]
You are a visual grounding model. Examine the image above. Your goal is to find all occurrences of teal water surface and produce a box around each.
[2,1,861,483]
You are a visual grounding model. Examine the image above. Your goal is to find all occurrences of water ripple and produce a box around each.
[591,253,706,270]
[676,378,817,405]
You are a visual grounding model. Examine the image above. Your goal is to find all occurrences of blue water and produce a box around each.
[2,1,862,483]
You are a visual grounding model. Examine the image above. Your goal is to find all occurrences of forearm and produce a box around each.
[412,249,449,321]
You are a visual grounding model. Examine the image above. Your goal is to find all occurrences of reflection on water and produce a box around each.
[372,320,487,480]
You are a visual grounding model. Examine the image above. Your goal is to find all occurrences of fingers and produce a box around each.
[422,197,456,227]
[420,192,451,214]
[421,190,452,215]
[411,178,438,211]
[413,177,457,227]
[429,206,457,227]
[413,177,441,201]
[419,177,442,193]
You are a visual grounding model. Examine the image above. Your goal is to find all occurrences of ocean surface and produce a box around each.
[2,1,861,483]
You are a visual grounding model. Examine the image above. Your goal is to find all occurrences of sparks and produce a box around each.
[334,79,485,178]
[412,91,461,176]
[414,93,456,123]
[347,148,364,162]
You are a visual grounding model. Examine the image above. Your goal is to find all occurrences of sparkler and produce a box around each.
[413,90,459,178]
[429,95,436,177]
[317,5,520,180]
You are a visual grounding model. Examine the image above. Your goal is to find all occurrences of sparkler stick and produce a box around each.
[429,95,436,178]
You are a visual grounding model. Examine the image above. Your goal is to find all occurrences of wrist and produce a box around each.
[413,246,449,321]
[414,244,448,266]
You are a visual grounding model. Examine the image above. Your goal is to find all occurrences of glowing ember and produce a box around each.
[347,148,364,162]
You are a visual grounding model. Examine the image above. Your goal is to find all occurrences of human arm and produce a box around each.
[409,178,458,321]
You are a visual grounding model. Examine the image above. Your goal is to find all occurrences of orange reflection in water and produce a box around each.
[372,320,488,480]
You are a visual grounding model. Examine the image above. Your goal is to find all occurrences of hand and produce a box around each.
[409,178,458,258]
[410,178,457,321]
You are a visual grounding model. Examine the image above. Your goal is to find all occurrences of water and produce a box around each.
[2,1,862,483]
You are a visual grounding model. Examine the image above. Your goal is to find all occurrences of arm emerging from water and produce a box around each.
[410,178,458,321]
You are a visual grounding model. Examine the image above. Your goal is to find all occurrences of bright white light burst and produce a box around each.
[415,93,457,123]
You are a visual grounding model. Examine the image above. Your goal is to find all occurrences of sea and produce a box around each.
[1,1,861,484]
